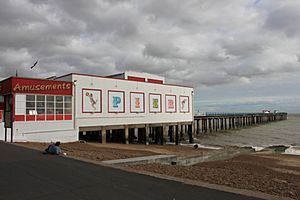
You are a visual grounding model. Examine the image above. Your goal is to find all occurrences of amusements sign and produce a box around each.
[12,78,72,95]
[108,91,125,113]
[130,92,144,113]
[82,89,102,113]
[179,96,189,113]
[149,93,161,113]
[165,95,176,113]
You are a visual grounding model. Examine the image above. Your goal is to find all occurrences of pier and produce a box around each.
[193,112,288,134]
[79,112,287,145]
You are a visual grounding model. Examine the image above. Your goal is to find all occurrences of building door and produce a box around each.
[4,95,13,142]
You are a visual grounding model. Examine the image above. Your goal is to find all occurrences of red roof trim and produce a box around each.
[55,73,193,88]
[147,78,163,84]
[127,76,146,82]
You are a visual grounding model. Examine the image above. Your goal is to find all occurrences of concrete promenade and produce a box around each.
[0,142,261,200]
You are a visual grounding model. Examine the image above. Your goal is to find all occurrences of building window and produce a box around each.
[26,95,36,115]
[36,95,45,114]
[55,96,63,114]
[46,96,54,115]
[64,96,72,114]
[25,94,72,119]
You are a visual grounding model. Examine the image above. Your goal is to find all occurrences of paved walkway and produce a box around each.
[0,142,261,200]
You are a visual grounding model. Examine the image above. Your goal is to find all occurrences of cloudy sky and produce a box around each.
[1,0,300,113]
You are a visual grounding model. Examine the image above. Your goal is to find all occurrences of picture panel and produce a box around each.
[165,95,176,113]
[130,92,144,113]
[149,93,161,113]
[108,90,125,113]
[179,96,189,113]
[82,89,102,113]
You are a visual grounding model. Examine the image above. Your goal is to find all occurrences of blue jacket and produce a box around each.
[48,144,62,155]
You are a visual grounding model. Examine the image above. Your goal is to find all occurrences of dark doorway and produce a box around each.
[79,131,101,142]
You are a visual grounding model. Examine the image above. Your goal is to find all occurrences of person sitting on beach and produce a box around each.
[44,142,62,155]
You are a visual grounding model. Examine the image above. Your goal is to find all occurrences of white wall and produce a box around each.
[123,71,165,83]
[70,74,193,128]
[13,94,77,142]
[13,121,76,142]
[14,127,78,143]
[0,122,5,141]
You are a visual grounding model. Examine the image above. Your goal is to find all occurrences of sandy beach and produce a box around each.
[16,142,300,199]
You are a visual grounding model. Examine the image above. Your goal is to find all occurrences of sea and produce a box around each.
[195,114,300,155]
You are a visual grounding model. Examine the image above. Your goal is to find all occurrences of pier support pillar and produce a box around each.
[169,126,174,143]
[145,125,150,144]
[101,128,106,144]
[175,124,180,145]
[125,126,129,144]
[162,125,168,144]
[188,124,193,144]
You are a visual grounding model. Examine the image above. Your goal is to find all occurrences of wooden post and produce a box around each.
[196,120,200,134]
[192,122,196,137]
[162,125,168,144]
[145,124,150,144]
[125,125,129,144]
[175,124,180,145]
[188,124,193,144]
[101,128,106,144]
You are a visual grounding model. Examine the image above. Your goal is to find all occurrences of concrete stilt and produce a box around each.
[101,128,106,144]
[145,125,150,145]
[175,124,179,145]
[188,124,193,144]
[162,125,168,144]
[125,126,129,144]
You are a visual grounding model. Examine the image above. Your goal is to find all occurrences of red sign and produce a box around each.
[0,78,13,95]
[0,77,72,95]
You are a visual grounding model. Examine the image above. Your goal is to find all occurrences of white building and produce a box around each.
[0,71,194,143]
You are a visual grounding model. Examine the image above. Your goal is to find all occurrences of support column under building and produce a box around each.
[125,126,129,144]
[101,128,106,144]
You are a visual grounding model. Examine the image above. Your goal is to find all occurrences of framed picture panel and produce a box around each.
[149,93,162,113]
[165,95,176,113]
[130,92,145,113]
[82,89,102,113]
[179,95,189,113]
[108,90,125,113]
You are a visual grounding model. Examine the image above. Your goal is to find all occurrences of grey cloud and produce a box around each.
[221,38,265,58]
[265,3,300,37]
[0,0,300,89]
[143,42,179,59]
